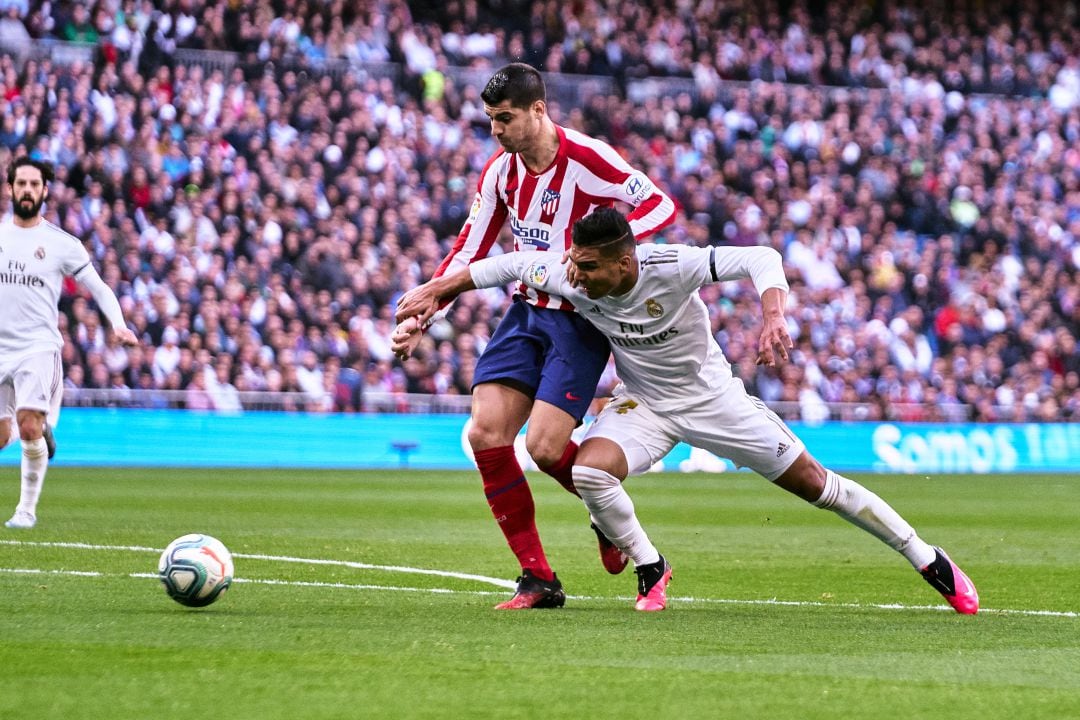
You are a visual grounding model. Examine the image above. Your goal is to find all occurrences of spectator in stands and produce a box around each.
[183,365,213,410]
[208,357,242,411]
[0,5,30,54]
[60,3,97,44]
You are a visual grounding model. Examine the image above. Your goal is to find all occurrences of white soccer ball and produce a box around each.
[158,533,235,607]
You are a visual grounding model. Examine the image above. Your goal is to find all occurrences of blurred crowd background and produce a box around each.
[0,0,1077,423]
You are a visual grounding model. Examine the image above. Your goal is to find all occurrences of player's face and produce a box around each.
[484,99,543,153]
[569,245,634,299]
[9,165,47,219]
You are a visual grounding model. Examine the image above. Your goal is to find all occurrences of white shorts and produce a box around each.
[0,351,64,426]
[584,379,805,481]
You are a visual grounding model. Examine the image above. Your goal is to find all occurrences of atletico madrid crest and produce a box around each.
[540,188,561,216]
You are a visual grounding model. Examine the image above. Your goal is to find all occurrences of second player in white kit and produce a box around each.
[0,157,136,530]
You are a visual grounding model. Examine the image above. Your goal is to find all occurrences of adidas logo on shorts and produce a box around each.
[776,442,789,457]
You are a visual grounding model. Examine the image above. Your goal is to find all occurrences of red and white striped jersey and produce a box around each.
[433,124,676,311]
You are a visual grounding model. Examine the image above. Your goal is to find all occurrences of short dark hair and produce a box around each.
[481,63,546,109]
[6,156,54,185]
[572,207,635,257]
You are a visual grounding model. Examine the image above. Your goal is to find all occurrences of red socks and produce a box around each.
[539,440,579,497]
[474,446,553,581]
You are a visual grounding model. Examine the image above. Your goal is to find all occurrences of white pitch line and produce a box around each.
[2,540,1077,618]
[0,539,517,589]
[0,567,105,578]
[1,567,511,598]
[671,595,1080,618]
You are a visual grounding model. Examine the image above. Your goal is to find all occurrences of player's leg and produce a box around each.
[528,306,610,493]
[529,306,628,572]
[774,451,937,563]
[523,400,580,495]
[5,353,59,529]
[469,382,566,605]
[529,399,633,574]
[687,384,977,614]
[469,301,566,608]
[775,453,978,614]
[42,422,56,460]
[573,396,677,610]
[42,379,61,460]
[6,408,48,529]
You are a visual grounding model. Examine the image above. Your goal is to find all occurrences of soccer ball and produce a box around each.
[158,533,234,607]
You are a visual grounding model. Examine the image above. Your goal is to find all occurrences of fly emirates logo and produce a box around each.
[608,320,680,348]
[0,259,45,287]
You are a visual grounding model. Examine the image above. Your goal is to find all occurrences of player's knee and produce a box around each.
[467,420,513,451]
[525,436,564,469]
[17,416,43,442]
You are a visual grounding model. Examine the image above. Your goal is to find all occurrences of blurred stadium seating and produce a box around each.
[0,0,1075,422]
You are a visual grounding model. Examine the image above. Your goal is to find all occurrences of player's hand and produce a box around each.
[561,249,580,286]
[755,313,792,367]
[395,286,439,326]
[391,317,423,361]
[114,327,139,346]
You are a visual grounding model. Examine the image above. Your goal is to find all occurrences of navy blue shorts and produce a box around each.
[473,298,611,421]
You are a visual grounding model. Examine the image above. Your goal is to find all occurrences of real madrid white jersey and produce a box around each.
[470,244,789,412]
[434,124,676,312]
[0,219,92,358]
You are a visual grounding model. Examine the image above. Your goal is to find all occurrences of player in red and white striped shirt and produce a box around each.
[395,64,676,608]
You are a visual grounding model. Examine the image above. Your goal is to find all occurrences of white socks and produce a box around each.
[813,469,936,569]
[573,465,660,567]
[17,437,48,517]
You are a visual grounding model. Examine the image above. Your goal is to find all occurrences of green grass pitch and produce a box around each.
[1,467,1078,719]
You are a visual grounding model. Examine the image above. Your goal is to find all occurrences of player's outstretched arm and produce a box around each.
[395,268,478,327]
[392,254,538,361]
[704,246,791,367]
[392,269,479,362]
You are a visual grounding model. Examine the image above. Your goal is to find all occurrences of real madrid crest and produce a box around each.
[645,298,663,317]
[34,247,45,259]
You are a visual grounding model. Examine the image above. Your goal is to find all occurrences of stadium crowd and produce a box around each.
[0,0,1076,422]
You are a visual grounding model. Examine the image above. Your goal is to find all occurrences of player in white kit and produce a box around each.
[395,207,979,615]
[0,157,137,529]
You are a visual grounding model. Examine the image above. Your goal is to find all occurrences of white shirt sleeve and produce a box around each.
[469,251,569,296]
[74,264,127,331]
[696,245,789,297]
